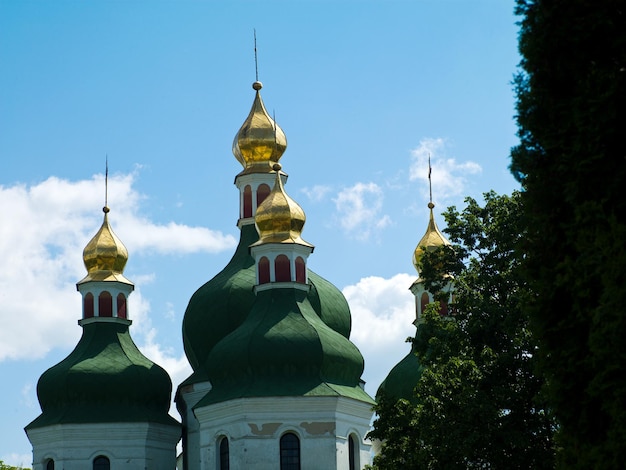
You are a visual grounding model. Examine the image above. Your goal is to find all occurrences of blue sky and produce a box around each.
[0,1,521,465]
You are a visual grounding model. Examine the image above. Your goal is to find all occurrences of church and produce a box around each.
[24,78,447,470]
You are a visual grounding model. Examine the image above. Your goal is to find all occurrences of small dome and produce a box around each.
[27,322,178,429]
[412,202,451,274]
[79,207,131,284]
[253,163,312,247]
[376,344,423,405]
[232,81,287,174]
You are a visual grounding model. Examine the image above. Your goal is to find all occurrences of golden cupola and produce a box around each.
[412,202,451,274]
[253,163,313,247]
[78,206,132,285]
[232,81,287,174]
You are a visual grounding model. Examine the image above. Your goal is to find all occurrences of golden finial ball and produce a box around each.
[273,163,282,172]
[253,81,263,90]
[103,206,110,213]
[428,202,435,209]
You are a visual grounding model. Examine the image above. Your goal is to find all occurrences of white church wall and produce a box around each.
[27,422,179,470]
[177,380,212,470]
[193,395,373,470]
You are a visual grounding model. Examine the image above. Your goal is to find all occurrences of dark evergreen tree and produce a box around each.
[511,1,626,467]
[369,192,555,469]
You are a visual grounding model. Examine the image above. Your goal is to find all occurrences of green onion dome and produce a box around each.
[196,288,374,406]
[181,224,258,383]
[26,321,178,430]
[307,270,352,338]
[181,225,353,386]
[376,343,423,405]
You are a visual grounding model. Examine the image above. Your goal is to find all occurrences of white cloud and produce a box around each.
[343,273,418,396]
[409,137,482,203]
[300,184,332,203]
[164,301,176,321]
[20,383,36,410]
[0,174,236,362]
[132,273,156,286]
[333,182,391,241]
[120,219,234,255]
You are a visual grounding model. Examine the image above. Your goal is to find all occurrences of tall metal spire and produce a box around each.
[428,153,433,206]
[254,29,259,82]
[104,156,110,213]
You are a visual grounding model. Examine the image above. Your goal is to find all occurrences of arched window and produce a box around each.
[258,257,270,284]
[280,432,300,470]
[243,185,253,218]
[257,183,271,207]
[440,300,449,316]
[93,456,110,470]
[99,292,113,317]
[84,293,94,318]
[275,255,291,282]
[45,459,54,470]
[420,292,430,318]
[117,293,127,319]
[295,257,306,284]
[349,434,359,470]
[219,436,230,470]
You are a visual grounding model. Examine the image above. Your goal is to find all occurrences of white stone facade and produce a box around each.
[191,395,373,470]
[177,380,213,470]
[26,422,180,470]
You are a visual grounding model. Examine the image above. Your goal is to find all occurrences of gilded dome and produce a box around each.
[79,206,131,285]
[412,202,451,274]
[232,81,287,174]
[253,163,312,247]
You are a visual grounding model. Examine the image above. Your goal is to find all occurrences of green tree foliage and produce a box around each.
[0,461,31,470]
[511,1,626,467]
[369,192,555,469]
